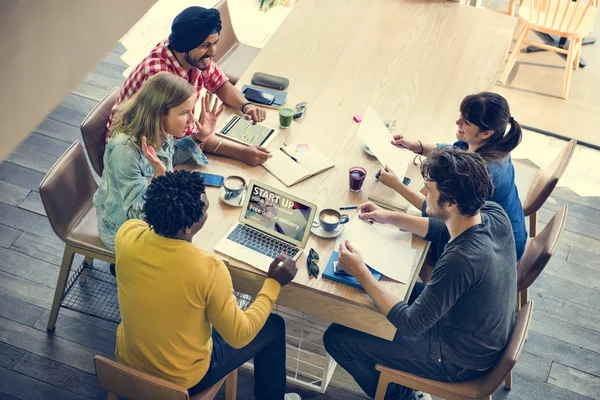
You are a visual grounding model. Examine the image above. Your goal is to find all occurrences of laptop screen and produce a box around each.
[240,181,317,247]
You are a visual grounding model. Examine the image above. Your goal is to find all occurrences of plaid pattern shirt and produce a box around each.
[106,39,229,141]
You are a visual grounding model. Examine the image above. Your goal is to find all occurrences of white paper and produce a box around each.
[357,106,412,178]
[335,217,416,283]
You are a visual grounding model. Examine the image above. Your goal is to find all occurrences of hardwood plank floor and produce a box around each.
[1,45,600,400]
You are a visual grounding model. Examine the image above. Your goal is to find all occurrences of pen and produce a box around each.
[339,206,358,210]
[280,147,298,163]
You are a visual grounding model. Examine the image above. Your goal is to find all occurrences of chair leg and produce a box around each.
[79,256,94,284]
[225,369,238,400]
[529,212,537,237]
[500,26,529,83]
[507,0,516,15]
[563,39,577,99]
[521,288,530,309]
[573,38,582,71]
[374,373,391,400]
[47,246,76,331]
[505,370,513,389]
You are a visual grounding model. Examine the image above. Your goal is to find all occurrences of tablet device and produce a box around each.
[217,115,278,147]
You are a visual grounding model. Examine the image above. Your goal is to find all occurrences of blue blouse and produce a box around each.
[93,133,208,251]
[423,141,527,260]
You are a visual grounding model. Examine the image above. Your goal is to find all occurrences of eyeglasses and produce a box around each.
[307,248,320,278]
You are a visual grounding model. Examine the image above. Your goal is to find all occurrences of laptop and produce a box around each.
[215,180,317,272]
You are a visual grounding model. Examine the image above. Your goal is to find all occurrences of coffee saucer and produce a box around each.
[219,187,246,207]
[311,223,345,239]
[363,144,376,157]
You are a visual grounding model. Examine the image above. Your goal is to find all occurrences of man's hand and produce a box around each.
[194,94,225,142]
[338,241,370,281]
[357,201,390,224]
[267,253,298,286]
[243,104,266,124]
[378,165,402,190]
[242,146,272,166]
[391,134,419,153]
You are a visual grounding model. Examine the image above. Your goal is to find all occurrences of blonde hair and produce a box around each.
[110,72,195,149]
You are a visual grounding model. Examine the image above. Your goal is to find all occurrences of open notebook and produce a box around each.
[368,182,410,212]
[262,142,335,187]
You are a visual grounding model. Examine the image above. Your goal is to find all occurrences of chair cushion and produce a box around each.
[66,204,115,259]
[218,43,261,85]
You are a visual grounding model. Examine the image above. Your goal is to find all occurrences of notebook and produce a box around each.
[368,182,410,213]
[262,142,335,187]
[241,85,288,109]
[322,251,382,290]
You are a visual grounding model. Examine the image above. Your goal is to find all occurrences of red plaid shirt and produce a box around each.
[106,39,229,140]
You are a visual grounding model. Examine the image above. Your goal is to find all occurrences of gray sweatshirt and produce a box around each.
[387,202,517,370]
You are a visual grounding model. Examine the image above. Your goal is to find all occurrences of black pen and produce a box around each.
[280,147,298,163]
[339,206,358,210]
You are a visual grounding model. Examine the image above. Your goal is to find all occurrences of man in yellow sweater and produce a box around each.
[114,170,301,399]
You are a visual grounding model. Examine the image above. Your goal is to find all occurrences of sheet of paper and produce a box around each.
[357,105,412,178]
[335,217,416,283]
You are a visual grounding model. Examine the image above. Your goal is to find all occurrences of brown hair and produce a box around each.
[459,92,522,162]
[110,72,195,149]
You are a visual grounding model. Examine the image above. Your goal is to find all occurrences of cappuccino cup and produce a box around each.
[223,176,246,200]
[314,209,349,232]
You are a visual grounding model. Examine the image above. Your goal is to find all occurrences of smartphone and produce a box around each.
[199,173,224,187]
[243,87,276,105]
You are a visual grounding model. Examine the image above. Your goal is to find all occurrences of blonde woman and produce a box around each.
[94,72,223,252]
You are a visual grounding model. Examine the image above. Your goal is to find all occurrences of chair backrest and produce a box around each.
[475,301,534,394]
[214,0,240,63]
[517,205,568,291]
[94,356,190,400]
[39,141,98,241]
[521,0,598,34]
[522,139,576,216]
[80,87,120,176]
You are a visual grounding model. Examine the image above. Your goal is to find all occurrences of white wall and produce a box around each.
[0,0,156,162]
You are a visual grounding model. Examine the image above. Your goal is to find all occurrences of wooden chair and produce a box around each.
[522,139,576,237]
[499,0,598,99]
[374,301,534,400]
[214,0,261,85]
[39,142,115,331]
[94,356,238,400]
[80,87,120,176]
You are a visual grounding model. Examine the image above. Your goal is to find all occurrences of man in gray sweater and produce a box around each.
[324,148,517,400]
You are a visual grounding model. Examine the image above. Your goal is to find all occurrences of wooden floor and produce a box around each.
[1,45,600,400]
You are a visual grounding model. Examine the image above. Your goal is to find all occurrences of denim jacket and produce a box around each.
[93,133,208,251]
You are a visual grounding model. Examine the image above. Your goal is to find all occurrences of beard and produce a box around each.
[185,52,210,70]
[426,201,450,221]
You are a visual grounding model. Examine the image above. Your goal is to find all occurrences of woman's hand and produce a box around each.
[194,94,225,142]
[378,165,402,190]
[242,146,272,166]
[142,136,166,177]
[391,134,420,153]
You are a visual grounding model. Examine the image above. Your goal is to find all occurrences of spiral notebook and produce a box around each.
[368,182,410,213]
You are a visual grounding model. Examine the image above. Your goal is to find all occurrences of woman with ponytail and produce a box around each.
[379,92,527,261]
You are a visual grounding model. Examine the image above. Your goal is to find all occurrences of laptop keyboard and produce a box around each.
[227,225,300,259]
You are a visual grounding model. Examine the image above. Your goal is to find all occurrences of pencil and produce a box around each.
[339,206,358,210]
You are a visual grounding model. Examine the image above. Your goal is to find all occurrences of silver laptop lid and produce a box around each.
[239,180,317,248]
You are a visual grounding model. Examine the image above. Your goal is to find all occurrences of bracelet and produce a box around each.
[416,140,424,155]
[213,140,223,154]
[241,102,252,113]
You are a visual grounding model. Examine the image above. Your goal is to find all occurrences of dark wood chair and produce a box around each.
[374,302,534,400]
[214,0,261,85]
[94,356,238,400]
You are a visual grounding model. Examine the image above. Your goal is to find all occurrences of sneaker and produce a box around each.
[284,394,301,400]
[415,391,433,400]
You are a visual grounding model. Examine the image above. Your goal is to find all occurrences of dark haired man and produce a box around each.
[324,148,517,400]
[114,170,301,400]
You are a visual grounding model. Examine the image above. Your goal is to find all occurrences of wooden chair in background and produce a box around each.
[522,139,576,237]
[373,302,534,400]
[94,356,238,400]
[214,0,261,85]
[499,0,598,98]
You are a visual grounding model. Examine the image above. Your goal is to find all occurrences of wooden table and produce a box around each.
[190,0,516,342]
